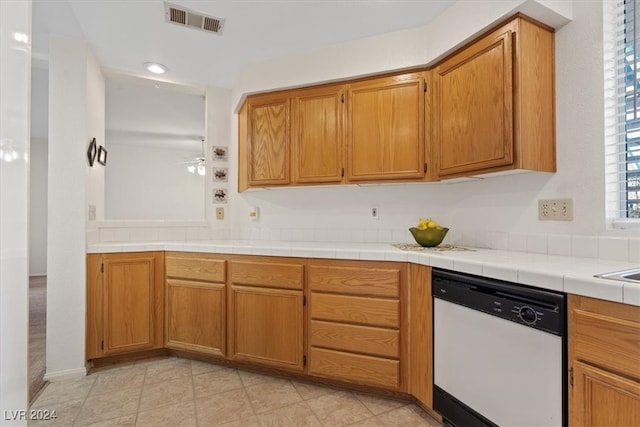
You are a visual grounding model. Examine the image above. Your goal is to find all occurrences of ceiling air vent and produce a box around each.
[164,2,225,35]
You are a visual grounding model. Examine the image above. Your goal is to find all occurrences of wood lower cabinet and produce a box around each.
[227,256,305,372]
[568,295,640,426]
[346,72,425,181]
[308,260,407,390]
[86,251,164,360]
[408,263,433,409]
[165,252,227,356]
[432,15,555,178]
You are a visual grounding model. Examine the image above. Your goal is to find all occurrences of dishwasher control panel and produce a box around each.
[432,268,565,336]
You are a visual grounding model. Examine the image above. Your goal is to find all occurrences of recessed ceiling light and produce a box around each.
[144,62,168,74]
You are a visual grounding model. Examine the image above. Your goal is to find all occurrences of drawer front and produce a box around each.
[309,347,400,389]
[310,320,399,358]
[308,264,400,297]
[573,308,640,379]
[230,260,304,290]
[166,253,226,282]
[311,293,399,328]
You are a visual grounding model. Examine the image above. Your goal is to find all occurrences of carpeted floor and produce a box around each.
[29,275,47,403]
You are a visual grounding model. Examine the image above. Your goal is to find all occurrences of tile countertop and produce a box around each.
[87,240,640,307]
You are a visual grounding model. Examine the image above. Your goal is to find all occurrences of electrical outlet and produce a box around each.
[371,206,379,219]
[216,207,224,220]
[538,198,573,221]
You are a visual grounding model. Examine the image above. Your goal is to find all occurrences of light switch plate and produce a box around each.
[538,198,573,221]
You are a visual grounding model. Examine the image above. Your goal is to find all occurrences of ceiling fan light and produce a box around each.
[197,163,206,176]
[187,164,196,173]
[144,62,168,74]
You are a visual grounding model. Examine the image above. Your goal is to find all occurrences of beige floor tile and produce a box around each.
[195,389,255,426]
[138,376,194,412]
[291,381,336,401]
[80,414,137,427]
[135,400,196,427]
[256,402,322,427]
[346,416,386,427]
[29,398,84,427]
[237,369,273,387]
[191,360,225,376]
[193,367,243,398]
[375,405,441,427]
[144,357,192,385]
[75,388,141,426]
[354,393,407,415]
[90,365,147,396]
[218,416,261,427]
[306,391,373,427]
[244,379,303,414]
[31,377,95,408]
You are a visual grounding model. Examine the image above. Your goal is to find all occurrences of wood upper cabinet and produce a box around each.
[346,73,426,181]
[308,259,407,390]
[292,85,344,184]
[432,16,555,178]
[227,256,305,372]
[246,94,291,186]
[165,252,227,357]
[86,252,164,360]
[568,295,640,426]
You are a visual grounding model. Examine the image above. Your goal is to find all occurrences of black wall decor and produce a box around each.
[87,138,97,166]
[97,145,108,166]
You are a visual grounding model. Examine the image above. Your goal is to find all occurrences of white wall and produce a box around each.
[29,138,48,276]
[0,0,30,422]
[46,35,104,380]
[227,0,638,262]
[105,142,204,220]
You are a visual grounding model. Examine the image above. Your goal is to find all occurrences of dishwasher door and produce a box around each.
[434,297,563,427]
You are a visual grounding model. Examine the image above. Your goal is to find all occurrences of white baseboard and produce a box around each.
[43,367,87,382]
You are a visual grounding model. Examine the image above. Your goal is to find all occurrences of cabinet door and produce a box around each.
[228,285,304,372]
[347,73,425,181]
[165,279,225,356]
[102,252,164,356]
[247,95,290,186]
[292,85,344,184]
[433,27,514,177]
[572,361,640,427]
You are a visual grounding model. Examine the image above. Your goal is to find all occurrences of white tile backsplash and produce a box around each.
[526,233,548,254]
[598,237,629,262]
[629,238,640,263]
[508,232,527,252]
[548,234,571,256]
[571,235,599,259]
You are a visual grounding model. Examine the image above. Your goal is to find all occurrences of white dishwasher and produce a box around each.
[432,268,566,427]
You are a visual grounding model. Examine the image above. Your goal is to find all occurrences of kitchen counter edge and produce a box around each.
[87,240,640,307]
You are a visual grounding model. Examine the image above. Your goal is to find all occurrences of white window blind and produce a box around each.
[605,0,640,228]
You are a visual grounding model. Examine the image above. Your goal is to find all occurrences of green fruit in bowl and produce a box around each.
[409,227,449,247]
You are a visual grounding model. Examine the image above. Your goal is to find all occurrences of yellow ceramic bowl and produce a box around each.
[409,227,449,247]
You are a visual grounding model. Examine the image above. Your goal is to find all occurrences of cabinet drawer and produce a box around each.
[309,347,400,389]
[310,320,399,358]
[166,253,226,282]
[573,307,640,379]
[230,259,304,290]
[308,264,400,297]
[311,293,399,328]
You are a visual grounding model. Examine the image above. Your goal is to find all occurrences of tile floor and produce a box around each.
[29,357,443,426]
[29,276,47,402]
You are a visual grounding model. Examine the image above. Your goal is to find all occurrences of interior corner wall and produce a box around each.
[205,86,233,232]
[47,35,97,379]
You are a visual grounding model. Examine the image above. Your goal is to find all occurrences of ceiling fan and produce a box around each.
[178,139,206,176]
